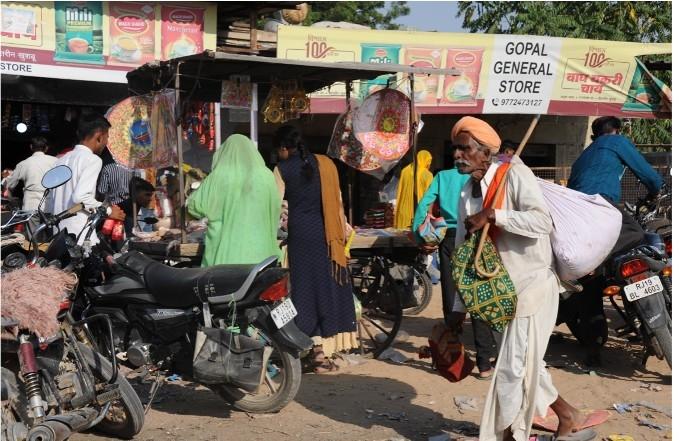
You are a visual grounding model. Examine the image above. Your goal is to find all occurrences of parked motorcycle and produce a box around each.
[45,197,313,414]
[1,165,144,441]
[557,187,671,369]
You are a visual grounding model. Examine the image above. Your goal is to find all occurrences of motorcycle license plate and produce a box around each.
[624,275,664,302]
[270,298,297,329]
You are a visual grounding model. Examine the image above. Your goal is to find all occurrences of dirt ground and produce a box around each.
[74,286,672,441]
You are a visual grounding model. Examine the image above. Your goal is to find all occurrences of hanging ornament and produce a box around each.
[262,80,310,124]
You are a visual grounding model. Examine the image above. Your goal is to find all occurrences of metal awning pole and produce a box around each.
[250,83,258,148]
[410,73,418,224]
[345,80,354,225]
[175,62,187,242]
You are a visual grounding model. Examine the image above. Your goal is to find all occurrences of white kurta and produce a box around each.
[47,145,103,244]
[454,158,562,441]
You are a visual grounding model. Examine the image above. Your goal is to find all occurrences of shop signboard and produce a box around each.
[277,26,671,118]
[1,1,217,83]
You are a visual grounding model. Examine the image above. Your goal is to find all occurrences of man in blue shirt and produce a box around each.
[568,116,662,204]
[565,116,664,366]
[413,165,499,378]
[568,116,663,254]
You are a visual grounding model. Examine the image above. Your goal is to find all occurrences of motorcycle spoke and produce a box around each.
[264,375,277,395]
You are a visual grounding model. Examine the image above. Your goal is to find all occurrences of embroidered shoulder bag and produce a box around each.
[452,164,517,333]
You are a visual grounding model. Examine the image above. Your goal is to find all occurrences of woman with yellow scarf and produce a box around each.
[395,150,433,229]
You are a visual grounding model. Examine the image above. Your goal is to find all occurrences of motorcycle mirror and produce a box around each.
[41,165,73,190]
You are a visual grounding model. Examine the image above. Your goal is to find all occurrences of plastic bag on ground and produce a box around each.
[537,179,622,281]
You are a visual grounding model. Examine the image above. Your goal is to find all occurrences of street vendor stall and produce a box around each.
[123,50,460,258]
[122,52,460,357]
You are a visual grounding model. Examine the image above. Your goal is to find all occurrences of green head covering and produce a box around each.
[188,134,282,266]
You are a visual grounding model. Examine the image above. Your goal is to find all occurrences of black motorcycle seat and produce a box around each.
[116,251,278,307]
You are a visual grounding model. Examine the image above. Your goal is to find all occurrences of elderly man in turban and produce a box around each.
[449,117,595,441]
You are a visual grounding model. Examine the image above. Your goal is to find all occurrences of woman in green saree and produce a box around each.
[187,134,282,266]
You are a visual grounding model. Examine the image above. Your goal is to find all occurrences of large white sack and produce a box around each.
[537,179,622,281]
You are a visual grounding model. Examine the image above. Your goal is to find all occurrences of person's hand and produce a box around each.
[108,204,126,221]
[344,222,354,237]
[464,207,495,234]
[419,243,439,254]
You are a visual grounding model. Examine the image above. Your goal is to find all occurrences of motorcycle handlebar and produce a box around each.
[55,203,84,222]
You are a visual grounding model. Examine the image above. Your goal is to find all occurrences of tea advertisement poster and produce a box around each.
[160,5,204,60]
[1,1,216,83]
[277,26,670,118]
[108,2,155,66]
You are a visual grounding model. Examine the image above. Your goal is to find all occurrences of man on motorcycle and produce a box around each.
[568,116,663,253]
[565,116,664,366]
[47,114,125,244]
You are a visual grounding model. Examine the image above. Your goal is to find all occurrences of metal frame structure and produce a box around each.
[126,50,461,239]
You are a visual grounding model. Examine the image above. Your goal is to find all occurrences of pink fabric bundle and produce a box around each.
[2,266,77,339]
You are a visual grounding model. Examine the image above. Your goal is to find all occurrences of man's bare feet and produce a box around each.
[551,396,586,437]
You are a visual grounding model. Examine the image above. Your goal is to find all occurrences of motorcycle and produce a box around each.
[46,192,313,414]
[557,187,671,369]
[1,165,144,441]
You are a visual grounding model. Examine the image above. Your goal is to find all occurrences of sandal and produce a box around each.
[313,359,339,374]
[555,428,598,441]
[478,368,494,380]
[529,428,597,441]
[307,347,340,374]
[533,409,610,432]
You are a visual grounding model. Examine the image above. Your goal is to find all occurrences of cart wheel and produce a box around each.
[352,262,403,359]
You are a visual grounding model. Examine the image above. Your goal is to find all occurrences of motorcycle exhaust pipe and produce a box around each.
[26,408,100,441]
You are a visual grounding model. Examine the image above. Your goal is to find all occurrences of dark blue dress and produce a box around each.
[278,153,357,339]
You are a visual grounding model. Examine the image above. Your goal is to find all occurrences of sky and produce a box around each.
[390,1,467,32]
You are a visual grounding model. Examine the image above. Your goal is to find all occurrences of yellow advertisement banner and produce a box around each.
[1,1,216,83]
[277,26,671,118]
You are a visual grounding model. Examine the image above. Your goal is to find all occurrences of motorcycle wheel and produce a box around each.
[210,337,302,414]
[653,313,672,369]
[77,343,145,439]
[403,269,433,316]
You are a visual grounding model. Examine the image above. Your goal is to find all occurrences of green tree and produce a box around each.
[304,2,410,30]
[457,1,672,144]
[457,1,671,42]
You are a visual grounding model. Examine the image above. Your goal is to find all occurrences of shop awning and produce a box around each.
[126,50,461,102]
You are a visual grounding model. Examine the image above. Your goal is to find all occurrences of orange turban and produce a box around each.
[450,116,502,154]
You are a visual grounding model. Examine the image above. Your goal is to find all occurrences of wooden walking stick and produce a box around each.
[473,114,541,278]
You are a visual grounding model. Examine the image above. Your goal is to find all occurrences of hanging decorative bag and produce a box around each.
[452,164,517,333]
